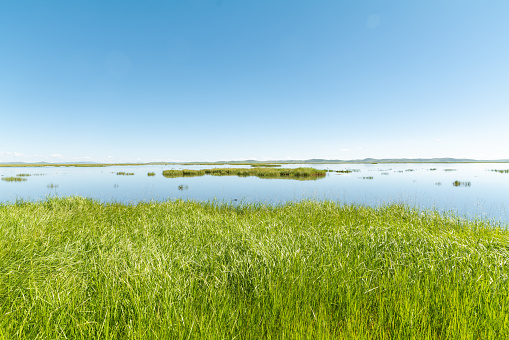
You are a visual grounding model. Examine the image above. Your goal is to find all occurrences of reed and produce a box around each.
[162,167,326,180]
[117,172,135,176]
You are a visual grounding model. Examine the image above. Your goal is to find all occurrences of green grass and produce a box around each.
[453,180,471,187]
[491,169,509,174]
[1,176,27,182]
[162,167,326,180]
[116,172,135,176]
[1,197,508,339]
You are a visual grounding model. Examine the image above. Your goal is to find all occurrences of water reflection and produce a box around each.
[1,163,508,223]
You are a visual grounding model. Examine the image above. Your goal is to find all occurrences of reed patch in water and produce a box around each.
[1,177,27,182]
[162,167,326,180]
[116,172,134,176]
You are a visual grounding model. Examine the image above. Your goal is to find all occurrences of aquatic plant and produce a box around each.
[1,177,27,182]
[453,180,471,187]
[147,172,156,176]
[116,172,134,176]
[491,169,509,174]
[362,176,374,180]
[178,184,189,190]
[444,169,457,171]
[47,183,59,188]
[162,167,327,180]
[16,173,31,177]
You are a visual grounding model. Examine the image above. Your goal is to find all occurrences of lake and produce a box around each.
[1,163,509,224]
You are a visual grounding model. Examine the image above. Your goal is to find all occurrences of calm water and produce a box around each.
[1,163,509,223]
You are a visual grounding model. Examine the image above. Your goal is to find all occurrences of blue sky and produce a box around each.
[1,0,508,163]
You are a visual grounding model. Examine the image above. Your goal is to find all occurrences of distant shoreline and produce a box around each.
[1,159,509,167]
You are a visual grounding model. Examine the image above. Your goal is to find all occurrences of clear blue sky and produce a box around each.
[1,0,508,163]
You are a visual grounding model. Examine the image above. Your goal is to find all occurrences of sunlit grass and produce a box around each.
[116,172,135,176]
[162,167,327,180]
[1,197,508,338]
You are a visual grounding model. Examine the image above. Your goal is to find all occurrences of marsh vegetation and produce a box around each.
[1,176,27,182]
[491,169,509,174]
[162,167,326,180]
[1,198,508,338]
[453,180,471,187]
[116,172,135,176]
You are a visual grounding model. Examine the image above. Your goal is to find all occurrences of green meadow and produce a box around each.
[1,197,508,339]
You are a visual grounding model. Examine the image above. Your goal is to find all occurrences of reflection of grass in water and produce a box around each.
[381,173,389,175]
[47,184,59,188]
[162,167,326,180]
[405,169,415,172]
[362,176,374,180]
[1,197,509,338]
[117,172,134,176]
[147,172,156,176]
[444,169,457,171]
[453,181,471,187]
[435,182,442,186]
[491,169,509,174]
[2,177,27,182]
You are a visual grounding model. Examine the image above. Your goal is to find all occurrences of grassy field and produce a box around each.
[162,167,326,180]
[1,198,509,339]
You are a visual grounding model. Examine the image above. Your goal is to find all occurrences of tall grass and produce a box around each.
[0,198,508,338]
[162,167,326,180]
